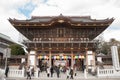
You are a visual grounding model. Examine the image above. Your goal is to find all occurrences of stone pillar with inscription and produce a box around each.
[28,50,36,68]
[86,51,95,72]
[111,46,120,70]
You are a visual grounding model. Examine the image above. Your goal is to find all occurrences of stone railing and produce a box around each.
[97,67,120,78]
[97,67,114,77]
[0,68,5,77]
[0,68,39,78]
[8,69,25,77]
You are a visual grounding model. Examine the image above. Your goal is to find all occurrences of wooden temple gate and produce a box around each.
[9,14,114,72]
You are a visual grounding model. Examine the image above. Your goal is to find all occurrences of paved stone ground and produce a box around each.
[5,77,120,80]
[1,71,120,80]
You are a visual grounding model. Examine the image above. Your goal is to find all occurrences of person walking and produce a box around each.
[5,64,9,78]
[46,66,50,77]
[74,66,77,76]
[66,67,70,79]
[50,66,54,77]
[26,66,31,80]
[31,67,34,77]
[70,68,74,79]
[56,66,60,78]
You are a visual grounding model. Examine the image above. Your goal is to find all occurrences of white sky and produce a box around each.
[0,0,120,42]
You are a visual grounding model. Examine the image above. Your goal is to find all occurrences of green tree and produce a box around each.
[101,42,110,55]
[100,38,120,62]
[110,38,119,46]
[9,44,25,55]
[100,38,119,55]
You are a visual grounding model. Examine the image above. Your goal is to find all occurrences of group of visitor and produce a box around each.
[3,64,77,79]
[45,65,75,79]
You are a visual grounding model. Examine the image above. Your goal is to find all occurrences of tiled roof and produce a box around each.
[9,15,113,23]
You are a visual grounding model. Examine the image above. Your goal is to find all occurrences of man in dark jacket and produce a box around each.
[70,68,74,79]
[50,66,54,77]
[5,65,9,77]
[56,66,60,78]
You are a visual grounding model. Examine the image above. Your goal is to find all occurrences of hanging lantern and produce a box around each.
[54,56,57,59]
[79,55,82,59]
[66,56,68,59]
[68,56,71,59]
[81,56,85,59]
[62,56,64,59]
[74,56,75,59]
[40,56,42,59]
[74,56,77,59]
[56,56,60,59]
[61,56,63,59]
[43,56,46,59]
[64,56,67,59]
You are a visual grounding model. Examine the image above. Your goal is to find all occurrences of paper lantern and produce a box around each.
[74,56,76,59]
[44,56,46,59]
[69,56,71,59]
[66,56,68,59]
[61,56,64,59]
[56,56,60,59]
[81,56,85,59]
[64,56,67,59]
[54,56,57,59]
[79,55,82,58]
[40,56,42,59]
